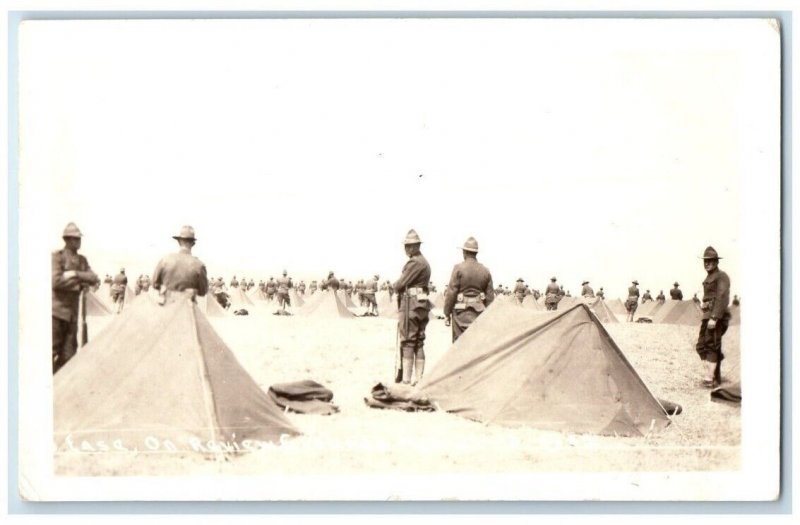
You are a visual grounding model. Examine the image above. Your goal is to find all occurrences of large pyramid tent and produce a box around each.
[198,293,229,317]
[337,290,357,309]
[417,302,672,436]
[298,290,355,319]
[607,298,627,317]
[634,300,661,320]
[522,295,544,311]
[54,297,299,451]
[288,289,305,308]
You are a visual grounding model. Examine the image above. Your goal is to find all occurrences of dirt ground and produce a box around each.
[55,300,740,477]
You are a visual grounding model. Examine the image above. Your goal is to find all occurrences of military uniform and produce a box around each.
[545,280,560,310]
[363,276,379,313]
[276,272,292,308]
[695,247,731,385]
[513,280,526,304]
[52,234,99,374]
[326,275,340,291]
[642,291,653,303]
[266,278,277,300]
[309,281,318,294]
[152,249,209,301]
[394,230,432,384]
[670,284,683,300]
[443,256,494,342]
[111,271,128,313]
[596,288,605,299]
[230,276,239,289]
[581,282,595,298]
[656,291,666,303]
[298,281,306,295]
[625,282,640,320]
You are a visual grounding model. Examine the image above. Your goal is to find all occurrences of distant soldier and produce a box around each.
[443,237,495,342]
[348,281,354,296]
[429,281,437,294]
[276,270,293,310]
[642,290,653,303]
[565,289,572,298]
[363,274,380,315]
[386,280,394,299]
[266,277,277,300]
[544,277,560,311]
[230,275,239,289]
[504,286,511,295]
[625,280,640,322]
[513,279,526,304]
[325,271,340,291]
[248,278,255,291]
[356,279,366,306]
[140,274,151,292]
[495,284,504,295]
[656,290,666,303]
[103,274,113,285]
[695,246,732,387]
[298,280,306,295]
[596,287,605,299]
[111,268,128,314]
[258,280,266,292]
[52,222,99,374]
[309,280,318,294]
[670,282,684,300]
[135,274,144,295]
[532,289,541,301]
[581,280,595,298]
[732,295,740,307]
[692,293,701,306]
[394,229,432,385]
[152,225,209,305]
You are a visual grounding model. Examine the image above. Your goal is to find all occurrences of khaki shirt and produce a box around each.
[52,248,99,322]
[152,248,209,296]
[701,268,731,320]
[443,258,495,317]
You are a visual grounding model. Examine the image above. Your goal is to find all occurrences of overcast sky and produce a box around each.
[19,18,779,298]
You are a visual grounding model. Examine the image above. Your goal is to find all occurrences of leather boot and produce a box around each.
[402,357,414,384]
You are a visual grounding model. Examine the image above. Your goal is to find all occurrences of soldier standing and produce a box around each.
[443,237,495,342]
[152,225,209,305]
[266,277,277,300]
[141,274,151,292]
[309,280,318,294]
[325,271,340,291]
[581,280,595,298]
[52,223,99,374]
[596,287,605,299]
[625,280,640,322]
[393,229,432,385]
[670,282,684,300]
[363,274,380,315]
[513,278,526,304]
[544,277,560,311]
[111,268,128,314]
[695,246,732,387]
[276,270,293,310]
[298,280,306,295]
[642,290,653,303]
[656,290,666,303]
[230,275,239,289]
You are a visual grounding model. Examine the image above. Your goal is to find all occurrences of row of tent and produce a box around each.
[55,292,685,455]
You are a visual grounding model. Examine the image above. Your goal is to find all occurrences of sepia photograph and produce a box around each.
[14,16,781,502]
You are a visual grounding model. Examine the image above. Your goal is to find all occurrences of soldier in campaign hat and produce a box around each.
[513,278,526,305]
[52,223,100,374]
[265,277,277,300]
[110,268,128,314]
[596,287,605,299]
[151,225,209,304]
[443,237,495,342]
[581,280,595,298]
[642,289,653,303]
[544,277,560,310]
[393,229,432,385]
[695,246,732,387]
[363,274,380,316]
[276,269,293,310]
[625,280,640,322]
[670,282,684,300]
[656,290,666,303]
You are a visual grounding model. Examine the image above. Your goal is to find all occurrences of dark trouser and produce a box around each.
[545,300,558,311]
[451,309,479,342]
[277,293,290,308]
[399,307,430,358]
[52,316,78,374]
[696,317,729,381]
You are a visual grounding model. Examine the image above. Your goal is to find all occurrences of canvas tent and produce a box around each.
[658,300,702,325]
[228,286,255,309]
[417,302,672,436]
[607,298,627,317]
[522,295,544,311]
[298,290,355,319]
[54,297,299,451]
[586,297,619,324]
[85,291,113,316]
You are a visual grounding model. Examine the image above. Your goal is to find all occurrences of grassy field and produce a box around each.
[55,299,740,477]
